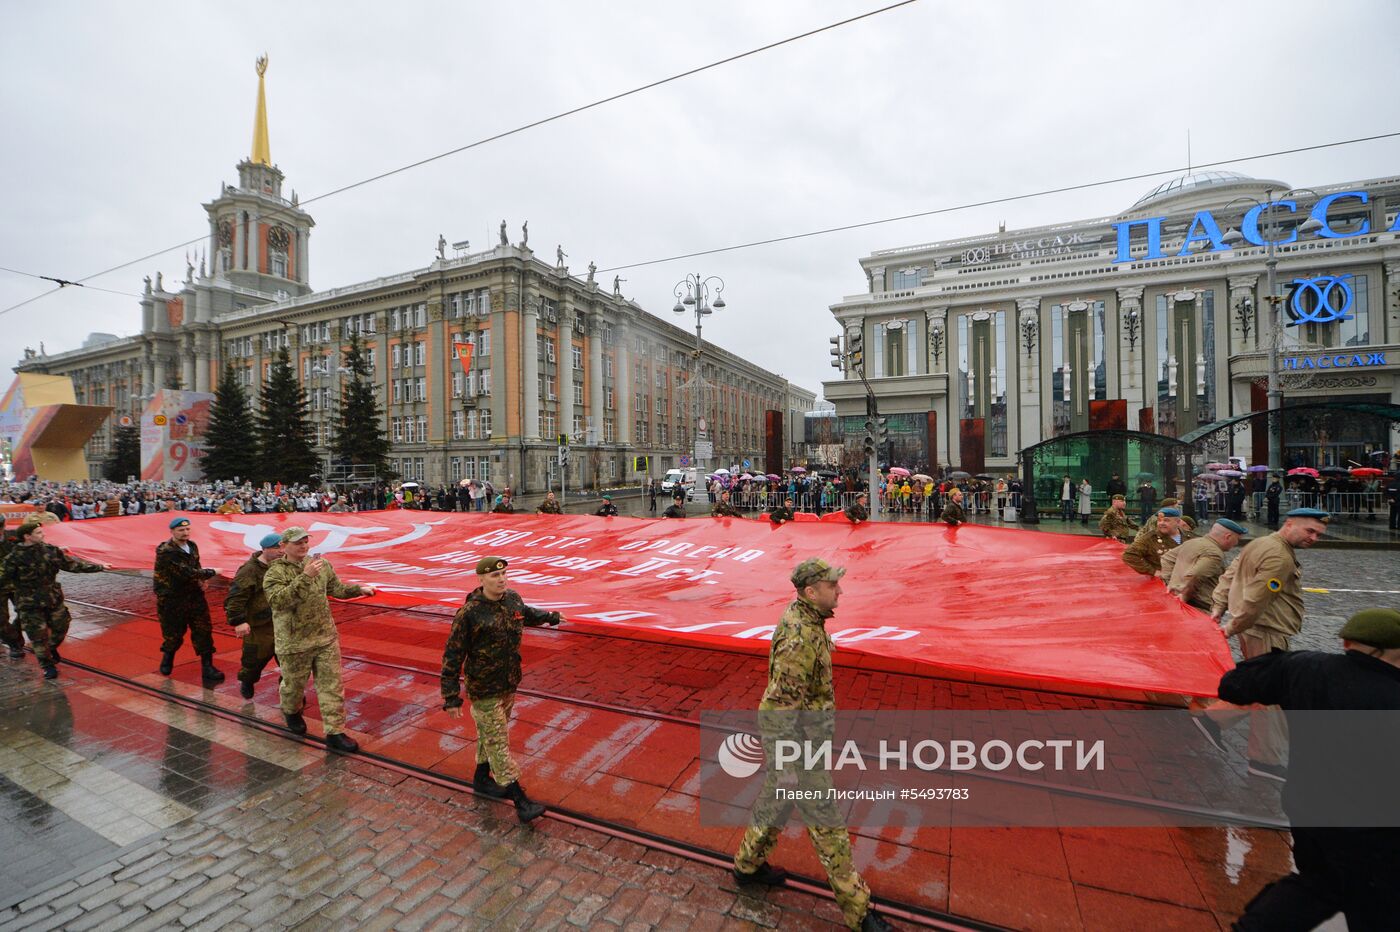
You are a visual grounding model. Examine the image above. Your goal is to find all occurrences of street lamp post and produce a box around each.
[673,273,726,475]
[1222,190,1321,474]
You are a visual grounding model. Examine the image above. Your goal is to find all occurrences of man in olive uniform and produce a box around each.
[225,532,283,700]
[940,488,965,527]
[1098,494,1138,542]
[594,494,619,517]
[154,517,224,686]
[711,490,742,518]
[536,491,562,514]
[1121,508,1191,577]
[439,556,561,823]
[1198,508,1329,780]
[732,558,893,932]
[769,497,796,525]
[263,526,376,752]
[1163,518,1245,610]
[492,492,516,514]
[0,514,21,659]
[663,497,687,519]
[843,493,869,524]
[1218,607,1400,929]
[0,520,108,678]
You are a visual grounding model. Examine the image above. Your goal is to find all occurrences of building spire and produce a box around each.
[251,54,271,166]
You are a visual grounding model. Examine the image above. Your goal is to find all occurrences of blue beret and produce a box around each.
[1286,507,1330,520]
[1215,518,1248,535]
[1158,508,1182,517]
[169,517,190,529]
[259,533,283,549]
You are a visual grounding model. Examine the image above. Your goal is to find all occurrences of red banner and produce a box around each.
[44,512,1233,697]
[452,342,474,377]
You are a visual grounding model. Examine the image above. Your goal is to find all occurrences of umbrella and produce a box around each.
[911,473,933,483]
[765,473,780,480]
[888,467,911,477]
[401,481,420,488]
[1134,471,1155,478]
[1350,467,1383,478]
[788,467,806,473]
[949,470,971,479]
[1318,467,1350,477]
[1218,469,1245,478]
[1247,465,1271,472]
[816,470,838,477]
[1205,462,1231,471]
[1195,472,1222,482]
[975,473,997,480]
[712,467,730,475]
[1287,467,1320,478]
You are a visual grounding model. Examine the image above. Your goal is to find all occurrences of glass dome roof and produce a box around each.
[1131,170,1257,208]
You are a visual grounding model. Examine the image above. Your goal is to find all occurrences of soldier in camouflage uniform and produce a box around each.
[732,558,894,932]
[224,533,284,700]
[1098,494,1139,542]
[940,489,965,527]
[153,517,224,686]
[0,515,22,659]
[440,556,561,823]
[536,491,563,514]
[0,520,108,679]
[843,493,869,524]
[263,526,376,753]
[768,498,796,525]
[711,490,742,518]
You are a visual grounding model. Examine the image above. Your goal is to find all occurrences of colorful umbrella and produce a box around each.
[1287,467,1320,478]
[1218,469,1245,478]
[1319,466,1350,477]
[712,467,730,475]
[1205,462,1231,471]
[949,471,971,480]
[765,473,780,480]
[1247,465,1271,472]
[788,466,806,473]
[1195,472,1222,482]
[888,467,911,477]
[912,473,933,483]
[1350,467,1384,478]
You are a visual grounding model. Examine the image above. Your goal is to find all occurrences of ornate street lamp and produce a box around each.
[672,273,726,473]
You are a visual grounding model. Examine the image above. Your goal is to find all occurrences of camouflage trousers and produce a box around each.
[471,692,520,785]
[237,632,277,686]
[734,730,871,930]
[157,595,214,657]
[14,606,72,667]
[279,641,346,735]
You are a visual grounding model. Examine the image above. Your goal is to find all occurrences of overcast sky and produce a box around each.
[3,0,1398,400]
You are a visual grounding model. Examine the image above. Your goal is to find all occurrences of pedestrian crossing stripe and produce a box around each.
[1304,587,1400,595]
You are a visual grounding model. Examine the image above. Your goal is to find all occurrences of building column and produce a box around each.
[522,289,540,441]
[1115,287,1145,428]
[233,211,245,272]
[490,290,507,440]
[1384,261,1400,344]
[196,334,211,393]
[152,350,167,394]
[587,312,605,446]
[558,299,576,443]
[181,336,197,391]
[925,307,949,375]
[297,227,309,284]
[1228,275,1259,354]
[615,319,632,445]
[1015,298,1042,449]
[426,296,446,441]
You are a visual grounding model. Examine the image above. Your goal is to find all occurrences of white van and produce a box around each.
[660,468,699,500]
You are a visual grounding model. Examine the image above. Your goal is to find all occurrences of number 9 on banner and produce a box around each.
[169,442,189,472]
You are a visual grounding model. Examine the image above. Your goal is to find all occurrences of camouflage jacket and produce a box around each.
[263,557,366,653]
[844,503,868,524]
[153,539,217,603]
[759,597,836,714]
[941,501,965,525]
[768,505,794,525]
[711,501,742,518]
[224,551,274,642]
[440,588,558,706]
[663,503,686,519]
[0,531,11,595]
[1122,527,1194,576]
[492,501,516,514]
[536,500,562,514]
[595,503,619,516]
[0,542,104,615]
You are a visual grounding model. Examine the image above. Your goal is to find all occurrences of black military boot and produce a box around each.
[502,782,545,824]
[9,645,25,660]
[326,733,359,753]
[732,862,788,886]
[472,763,507,798]
[159,650,175,675]
[200,655,225,685]
[860,909,895,931]
[283,712,307,734]
[239,679,255,700]
[42,664,59,680]
[49,647,62,665]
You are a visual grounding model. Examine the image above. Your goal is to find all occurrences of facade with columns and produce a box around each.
[13,69,808,487]
[825,170,1400,471]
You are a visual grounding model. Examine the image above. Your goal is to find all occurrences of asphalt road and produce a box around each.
[1286,547,1400,652]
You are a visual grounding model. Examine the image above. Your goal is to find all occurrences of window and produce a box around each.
[452,372,463,398]
[463,457,476,480]
[571,345,582,370]
[479,456,491,483]
[480,408,492,438]
[450,457,462,481]
[655,397,663,415]
[390,308,401,330]
[479,368,491,395]
[890,267,924,289]
[414,342,425,367]
[605,388,614,410]
[414,304,426,328]
[542,411,556,438]
[415,378,427,401]
[572,379,583,405]
[604,357,614,378]
[392,380,401,404]
[417,415,427,441]
[573,414,584,438]
[391,344,402,368]
[543,338,555,363]
[366,349,377,372]
[392,417,403,442]
[604,419,615,442]
[478,330,491,357]
[545,375,556,400]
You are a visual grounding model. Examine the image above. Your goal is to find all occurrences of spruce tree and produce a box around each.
[256,348,319,484]
[201,363,260,482]
[102,424,142,481]
[331,332,389,478]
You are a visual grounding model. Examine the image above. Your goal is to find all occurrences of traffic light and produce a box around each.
[862,418,877,457]
[848,330,864,369]
[875,416,890,447]
[829,335,843,369]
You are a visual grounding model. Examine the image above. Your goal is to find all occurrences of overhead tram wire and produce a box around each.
[0,0,921,320]
[597,128,1400,272]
